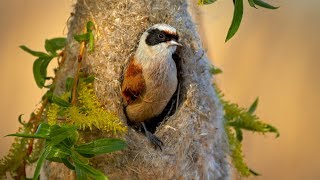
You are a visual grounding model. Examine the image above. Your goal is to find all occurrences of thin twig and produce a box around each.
[27,98,48,156]
[71,41,85,105]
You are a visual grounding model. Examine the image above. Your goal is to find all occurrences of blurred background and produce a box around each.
[0,0,319,179]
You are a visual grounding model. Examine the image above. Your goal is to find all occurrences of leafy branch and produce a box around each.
[20,37,66,88]
[0,37,67,179]
[198,0,279,41]
[210,66,279,176]
[8,123,126,180]
[1,21,127,179]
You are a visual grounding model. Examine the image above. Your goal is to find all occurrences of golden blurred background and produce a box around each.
[1,0,319,179]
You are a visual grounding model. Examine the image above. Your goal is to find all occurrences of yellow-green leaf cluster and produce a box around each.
[47,81,127,134]
[213,76,279,176]
[225,126,251,176]
[0,126,31,178]
[47,103,59,125]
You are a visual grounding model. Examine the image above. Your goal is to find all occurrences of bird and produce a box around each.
[121,24,182,149]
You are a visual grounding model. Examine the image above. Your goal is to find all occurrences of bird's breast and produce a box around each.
[142,58,178,113]
[125,58,177,122]
[144,58,177,89]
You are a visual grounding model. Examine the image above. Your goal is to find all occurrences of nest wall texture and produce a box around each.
[48,0,230,179]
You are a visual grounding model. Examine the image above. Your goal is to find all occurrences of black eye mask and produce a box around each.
[145,29,179,46]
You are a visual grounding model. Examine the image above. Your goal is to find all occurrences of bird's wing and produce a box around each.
[121,57,146,105]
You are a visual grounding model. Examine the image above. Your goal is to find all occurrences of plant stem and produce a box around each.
[27,98,48,155]
[71,41,85,105]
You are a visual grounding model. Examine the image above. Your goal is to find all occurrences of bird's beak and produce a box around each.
[168,40,183,47]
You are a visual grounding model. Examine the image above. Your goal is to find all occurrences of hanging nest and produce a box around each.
[47,0,229,179]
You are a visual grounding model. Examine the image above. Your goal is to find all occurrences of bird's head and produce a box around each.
[136,24,182,61]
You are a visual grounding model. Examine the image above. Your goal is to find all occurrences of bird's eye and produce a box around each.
[158,33,165,39]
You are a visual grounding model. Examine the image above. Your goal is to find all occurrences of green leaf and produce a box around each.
[74,21,95,51]
[62,158,75,170]
[75,138,126,155]
[33,57,53,88]
[86,21,95,33]
[75,163,89,180]
[226,127,251,176]
[248,97,259,114]
[253,0,278,9]
[33,58,46,88]
[33,145,52,180]
[71,151,89,165]
[49,125,77,145]
[265,124,280,138]
[74,33,89,43]
[235,128,243,142]
[226,0,244,42]
[6,133,46,139]
[46,144,72,160]
[197,0,217,5]
[45,37,66,55]
[62,133,79,148]
[248,0,256,8]
[66,77,74,92]
[18,114,27,126]
[20,45,48,57]
[89,32,94,52]
[249,168,261,176]
[51,95,71,107]
[209,66,223,75]
[74,161,108,180]
[40,57,53,81]
[228,119,280,137]
[34,123,51,137]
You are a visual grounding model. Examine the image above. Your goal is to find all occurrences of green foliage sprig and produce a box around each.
[47,76,127,134]
[74,21,95,52]
[1,21,127,179]
[210,66,279,176]
[20,38,66,88]
[8,123,126,180]
[0,122,32,177]
[198,0,279,41]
